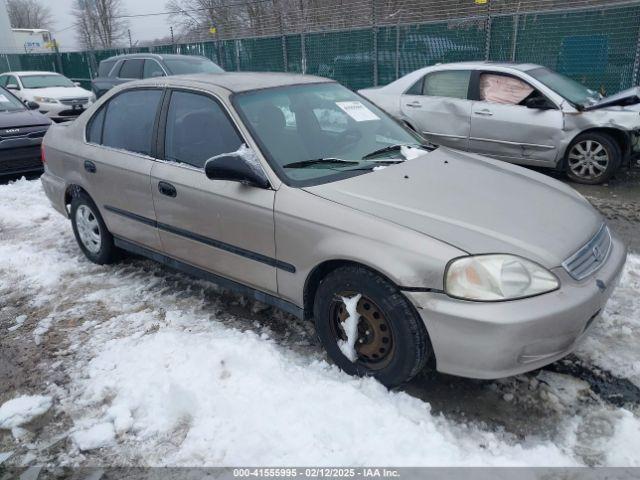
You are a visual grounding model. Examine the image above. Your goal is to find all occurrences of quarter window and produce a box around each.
[102,89,163,156]
[86,106,106,144]
[164,90,243,169]
[422,70,471,99]
[118,59,144,79]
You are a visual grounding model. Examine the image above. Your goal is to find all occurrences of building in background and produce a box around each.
[0,0,18,53]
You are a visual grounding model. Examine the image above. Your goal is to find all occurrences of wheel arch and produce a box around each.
[565,127,630,165]
[64,184,93,216]
[303,259,404,320]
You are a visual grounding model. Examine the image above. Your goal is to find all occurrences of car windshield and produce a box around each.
[234,82,426,185]
[20,74,75,89]
[527,67,601,107]
[163,57,224,75]
[0,87,25,112]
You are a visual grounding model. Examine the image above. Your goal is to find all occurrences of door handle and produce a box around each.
[474,109,493,116]
[84,160,96,173]
[158,181,177,198]
[405,101,422,108]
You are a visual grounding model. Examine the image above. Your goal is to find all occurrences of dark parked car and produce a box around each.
[0,86,51,177]
[91,53,224,98]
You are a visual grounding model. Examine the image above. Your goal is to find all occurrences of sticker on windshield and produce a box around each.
[0,94,9,102]
[336,101,379,122]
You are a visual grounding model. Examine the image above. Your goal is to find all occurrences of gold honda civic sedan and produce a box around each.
[41,73,627,387]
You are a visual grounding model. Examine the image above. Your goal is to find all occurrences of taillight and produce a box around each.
[41,144,46,164]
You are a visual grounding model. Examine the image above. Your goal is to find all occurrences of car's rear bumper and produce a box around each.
[404,231,628,379]
[40,169,68,217]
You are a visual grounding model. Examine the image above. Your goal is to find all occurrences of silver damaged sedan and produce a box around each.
[360,61,640,185]
[40,73,628,387]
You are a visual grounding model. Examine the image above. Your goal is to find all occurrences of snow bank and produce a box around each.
[0,395,52,429]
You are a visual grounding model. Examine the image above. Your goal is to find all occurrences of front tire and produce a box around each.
[565,132,621,185]
[313,266,431,388]
[70,193,119,264]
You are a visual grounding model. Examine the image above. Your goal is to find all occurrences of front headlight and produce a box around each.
[33,96,58,104]
[445,254,559,301]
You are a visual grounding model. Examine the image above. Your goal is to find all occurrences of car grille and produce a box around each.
[60,97,89,106]
[0,145,42,175]
[562,224,612,281]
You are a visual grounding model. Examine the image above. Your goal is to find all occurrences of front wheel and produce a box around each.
[565,132,621,185]
[313,266,431,388]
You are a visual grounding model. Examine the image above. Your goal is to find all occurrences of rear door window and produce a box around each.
[164,90,243,168]
[102,89,163,156]
[422,70,471,99]
[118,59,144,79]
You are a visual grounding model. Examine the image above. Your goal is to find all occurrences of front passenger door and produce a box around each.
[151,89,278,295]
[400,69,472,150]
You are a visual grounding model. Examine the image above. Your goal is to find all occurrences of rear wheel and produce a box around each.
[565,132,621,185]
[70,193,119,264]
[313,266,431,388]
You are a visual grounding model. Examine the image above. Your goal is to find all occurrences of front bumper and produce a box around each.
[0,140,44,177]
[405,231,628,379]
[38,101,91,122]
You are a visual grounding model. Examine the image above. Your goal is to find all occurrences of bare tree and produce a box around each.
[72,0,128,50]
[6,0,53,29]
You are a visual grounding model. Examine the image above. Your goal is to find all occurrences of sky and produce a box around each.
[49,0,174,51]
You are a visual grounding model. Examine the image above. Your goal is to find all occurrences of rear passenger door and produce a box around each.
[82,88,164,250]
[151,89,278,295]
[400,69,472,150]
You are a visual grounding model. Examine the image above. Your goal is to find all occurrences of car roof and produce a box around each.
[1,71,61,76]
[431,61,544,72]
[100,53,209,63]
[133,72,334,93]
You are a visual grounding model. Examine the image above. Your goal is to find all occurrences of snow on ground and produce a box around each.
[1,178,640,466]
[0,396,52,430]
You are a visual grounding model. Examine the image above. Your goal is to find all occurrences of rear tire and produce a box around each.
[313,266,431,388]
[565,132,621,185]
[70,193,119,265]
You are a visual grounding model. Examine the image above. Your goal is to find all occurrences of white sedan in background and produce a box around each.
[0,71,95,122]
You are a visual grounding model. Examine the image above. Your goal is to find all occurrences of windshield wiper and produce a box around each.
[361,143,426,160]
[283,158,359,169]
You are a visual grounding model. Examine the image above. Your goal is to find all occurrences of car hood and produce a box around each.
[0,109,51,128]
[303,147,602,268]
[23,86,92,99]
[584,86,640,111]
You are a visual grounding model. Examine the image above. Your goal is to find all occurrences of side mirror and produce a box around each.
[26,101,39,110]
[6,83,18,90]
[204,149,270,188]
[525,97,554,110]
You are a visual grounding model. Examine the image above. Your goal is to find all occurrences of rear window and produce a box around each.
[163,57,223,75]
[422,70,471,99]
[118,59,144,79]
[98,59,116,77]
[102,89,163,156]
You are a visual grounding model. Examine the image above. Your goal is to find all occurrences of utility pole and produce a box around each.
[128,29,132,49]
[170,26,175,52]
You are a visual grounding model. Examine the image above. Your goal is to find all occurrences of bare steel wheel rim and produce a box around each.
[330,292,395,370]
[75,205,102,254]
[568,140,610,180]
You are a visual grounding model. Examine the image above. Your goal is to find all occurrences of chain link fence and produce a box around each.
[2,0,640,94]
